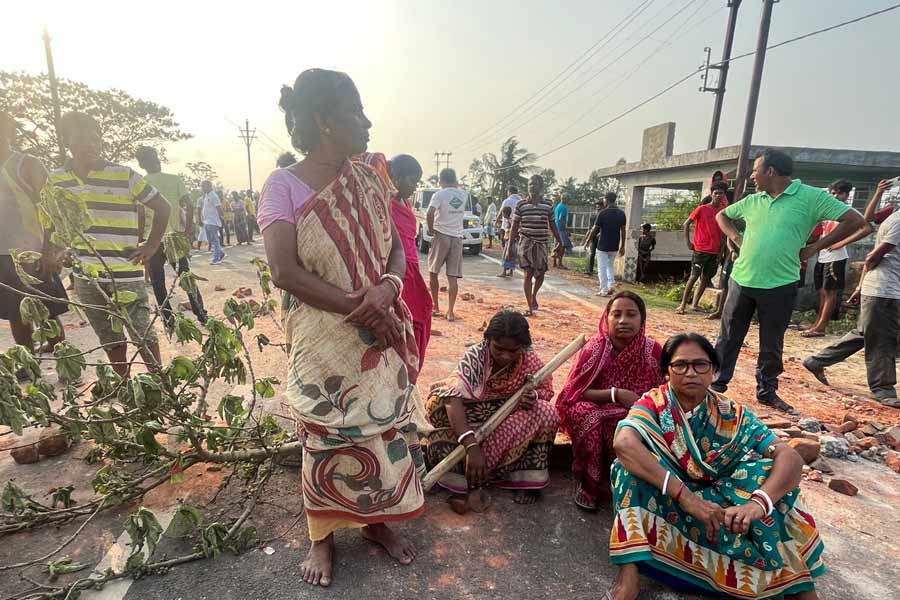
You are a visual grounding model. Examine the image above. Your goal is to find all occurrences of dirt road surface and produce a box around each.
[1,242,898,599]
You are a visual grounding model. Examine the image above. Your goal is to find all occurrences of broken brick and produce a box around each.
[828,479,858,496]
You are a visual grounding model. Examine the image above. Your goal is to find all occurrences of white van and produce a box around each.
[412,188,483,255]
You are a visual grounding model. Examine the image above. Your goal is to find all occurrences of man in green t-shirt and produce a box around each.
[713,149,864,412]
[135,147,207,329]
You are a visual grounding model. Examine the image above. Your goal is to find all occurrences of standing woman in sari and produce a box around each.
[556,291,664,511]
[258,69,426,587]
[607,333,822,599]
[388,154,432,371]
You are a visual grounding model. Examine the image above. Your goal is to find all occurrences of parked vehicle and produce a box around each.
[412,188,483,254]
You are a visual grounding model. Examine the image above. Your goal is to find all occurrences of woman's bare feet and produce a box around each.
[361,523,416,565]
[513,489,540,505]
[607,564,640,600]
[300,534,334,587]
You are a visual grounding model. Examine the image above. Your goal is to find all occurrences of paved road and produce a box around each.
[3,244,899,600]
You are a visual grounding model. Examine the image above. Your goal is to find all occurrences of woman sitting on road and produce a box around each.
[423,309,559,506]
[606,333,823,600]
[556,291,664,511]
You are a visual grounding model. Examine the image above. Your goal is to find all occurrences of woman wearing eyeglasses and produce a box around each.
[604,333,824,600]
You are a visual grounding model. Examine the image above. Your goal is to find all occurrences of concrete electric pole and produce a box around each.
[700,0,742,150]
[734,0,776,199]
[238,119,256,195]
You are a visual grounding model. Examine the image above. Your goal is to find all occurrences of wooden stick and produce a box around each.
[422,334,586,492]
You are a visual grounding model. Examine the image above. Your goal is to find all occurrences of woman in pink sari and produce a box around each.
[556,291,663,511]
[388,155,432,370]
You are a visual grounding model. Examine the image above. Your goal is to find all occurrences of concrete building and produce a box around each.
[594,122,900,288]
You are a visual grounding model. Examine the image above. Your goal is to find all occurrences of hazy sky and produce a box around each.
[6,0,900,190]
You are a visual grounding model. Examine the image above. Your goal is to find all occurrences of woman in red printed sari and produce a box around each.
[259,69,426,588]
[423,309,558,506]
[556,291,664,511]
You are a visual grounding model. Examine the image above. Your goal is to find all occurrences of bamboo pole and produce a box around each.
[422,334,586,492]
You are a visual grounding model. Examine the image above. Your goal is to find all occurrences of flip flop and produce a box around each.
[432,310,444,318]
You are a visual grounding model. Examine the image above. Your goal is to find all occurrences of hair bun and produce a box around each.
[279,85,296,113]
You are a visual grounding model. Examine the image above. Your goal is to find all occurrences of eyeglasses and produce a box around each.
[668,360,712,375]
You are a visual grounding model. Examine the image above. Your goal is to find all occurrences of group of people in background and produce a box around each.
[4,63,900,600]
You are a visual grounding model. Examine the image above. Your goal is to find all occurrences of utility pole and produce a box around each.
[699,0,742,150]
[238,119,256,195]
[734,0,776,199]
[433,151,451,179]
[42,28,66,165]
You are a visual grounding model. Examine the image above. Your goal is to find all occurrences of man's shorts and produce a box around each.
[0,255,69,322]
[691,251,719,280]
[428,231,463,278]
[814,259,847,291]
[74,278,159,347]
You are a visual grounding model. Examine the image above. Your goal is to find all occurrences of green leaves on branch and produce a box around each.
[112,290,138,306]
[167,504,203,538]
[53,341,87,383]
[11,249,44,286]
[124,507,163,559]
[163,232,192,263]
[218,395,248,428]
[173,314,202,345]
[254,377,279,399]
[45,555,89,580]
[178,271,203,298]
[252,258,273,297]
[2,481,49,515]
[168,356,198,381]
[39,184,92,247]
[50,485,77,509]
[19,296,50,326]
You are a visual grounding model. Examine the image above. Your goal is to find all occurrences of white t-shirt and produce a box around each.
[817,220,849,263]
[500,194,521,231]
[202,191,222,227]
[430,187,467,238]
[862,211,900,299]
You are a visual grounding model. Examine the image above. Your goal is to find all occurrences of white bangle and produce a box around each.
[611,387,618,405]
[457,430,476,445]
[752,490,774,516]
[749,496,768,515]
[662,471,671,496]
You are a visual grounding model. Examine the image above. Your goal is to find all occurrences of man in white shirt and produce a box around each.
[802,180,860,337]
[201,180,226,265]
[427,168,466,321]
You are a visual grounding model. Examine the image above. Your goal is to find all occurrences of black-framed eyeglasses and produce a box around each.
[668,360,712,375]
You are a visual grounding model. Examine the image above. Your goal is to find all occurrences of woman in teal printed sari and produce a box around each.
[606,333,824,600]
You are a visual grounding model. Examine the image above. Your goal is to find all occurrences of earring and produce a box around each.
[323,127,332,135]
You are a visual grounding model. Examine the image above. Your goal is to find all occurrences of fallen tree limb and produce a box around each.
[422,334,586,492]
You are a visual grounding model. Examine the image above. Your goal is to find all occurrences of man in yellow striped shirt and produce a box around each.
[45,112,170,375]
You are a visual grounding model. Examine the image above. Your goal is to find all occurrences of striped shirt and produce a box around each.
[46,161,157,282]
[513,198,553,242]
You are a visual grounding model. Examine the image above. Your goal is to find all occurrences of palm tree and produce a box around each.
[481,137,539,198]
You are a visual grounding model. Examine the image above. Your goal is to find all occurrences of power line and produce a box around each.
[454,0,656,153]
[458,0,661,154]
[464,0,700,155]
[495,3,900,170]
[542,0,715,146]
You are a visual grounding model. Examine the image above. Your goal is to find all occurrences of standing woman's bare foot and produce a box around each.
[361,523,416,565]
[300,534,334,587]
[606,563,640,600]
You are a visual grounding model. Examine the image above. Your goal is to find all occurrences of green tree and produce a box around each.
[462,157,490,199]
[0,70,191,168]
[481,136,539,198]
[180,161,219,193]
[539,168,557,198]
